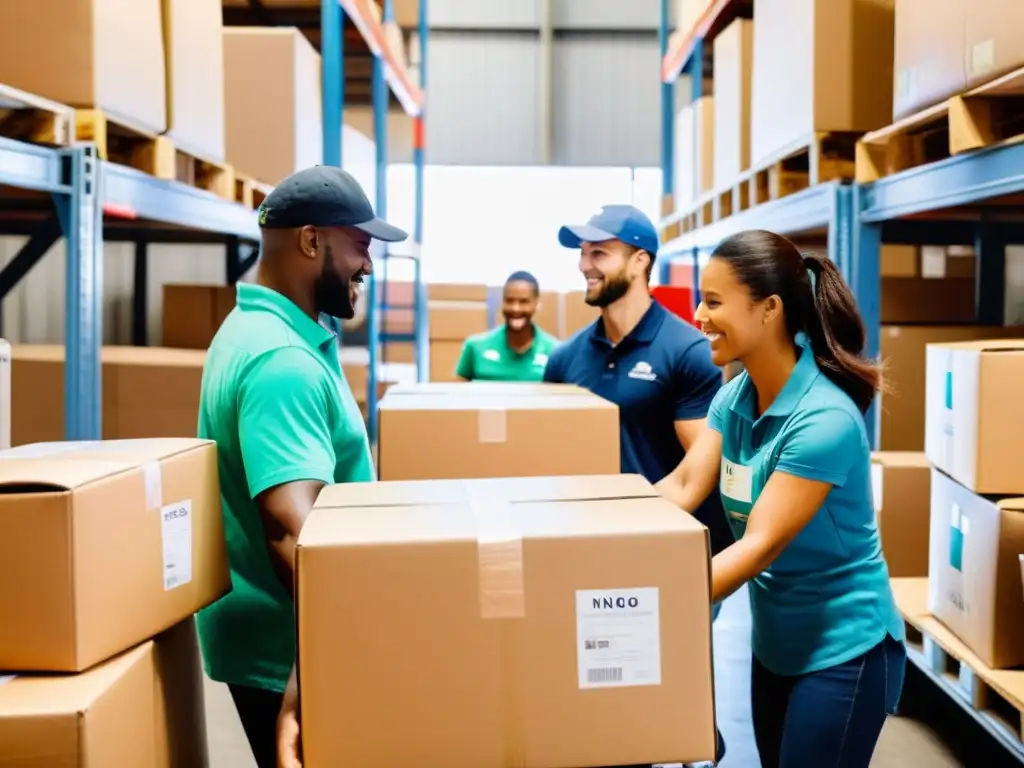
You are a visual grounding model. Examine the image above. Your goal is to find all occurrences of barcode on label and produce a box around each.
[587,667,623,684]
[165,574,179,590]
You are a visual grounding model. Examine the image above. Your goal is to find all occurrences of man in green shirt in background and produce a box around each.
[195,166,406,768]
[455,270,559,381]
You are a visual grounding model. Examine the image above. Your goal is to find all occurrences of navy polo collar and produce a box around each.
[588,299,666,349]
[732,337,820,422]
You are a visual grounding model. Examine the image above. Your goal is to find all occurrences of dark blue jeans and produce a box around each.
[751,634,906,768]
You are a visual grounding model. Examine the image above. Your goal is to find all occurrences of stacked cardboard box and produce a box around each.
[295,473,717,766]
[920,340,1024,670]
[673,95,715,213]
[377,382,620,480]
[427,283,490,382]
[0,438,230,764]
[712,19,754,192]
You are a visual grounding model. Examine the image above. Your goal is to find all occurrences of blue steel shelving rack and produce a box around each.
[0,0,428,442]
[659,3,1024,760]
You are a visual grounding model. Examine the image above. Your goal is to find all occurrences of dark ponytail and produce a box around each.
[710,230,883,413]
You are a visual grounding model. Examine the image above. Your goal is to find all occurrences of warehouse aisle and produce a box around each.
[202,587,965,768]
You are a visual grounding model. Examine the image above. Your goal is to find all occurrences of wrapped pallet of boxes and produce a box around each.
[161,0,225,163]
[296,474,717,766]
[428,283,490,382]
[0,618,210,768]
[0,0,167,134]
[377,383,619,480]
[0,438,229,672]
[750,0,895,174]
[923,340,1024,669]
[223,27,322,185]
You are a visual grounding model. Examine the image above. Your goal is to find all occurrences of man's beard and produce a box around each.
[314,244,356,319]
[585,269,632,308]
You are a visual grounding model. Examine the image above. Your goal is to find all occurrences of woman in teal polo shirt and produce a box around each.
[657,229,906,768]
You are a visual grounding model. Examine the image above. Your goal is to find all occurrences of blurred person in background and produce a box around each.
[455,270,559,382]
[544,204,730,763]
[194,166,406,768]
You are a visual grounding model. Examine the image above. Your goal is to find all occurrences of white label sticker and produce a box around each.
[0,674,15,689]
[161,500,192,591]
[576,587,661,690]
[721,459,753,503]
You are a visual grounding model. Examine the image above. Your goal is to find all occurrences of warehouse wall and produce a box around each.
[0,0,666,347]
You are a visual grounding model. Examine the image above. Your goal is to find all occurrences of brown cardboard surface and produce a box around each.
[161,0,225,161]
[534,290,560,337]
[384,382,593,398]
[223,28,322,184]
[880,277,975,323]
[0,438,229,672]
[0,617,210,767]
[0,0,167,132]
[428,283,489,302]
[377,391,619,480]
[924,339,1024,495]
[298,474,716,766]
[712,19,754,187]
[428,339,464,382]
[892,0,966,118]
[162,284,237,350]
[928,469,1024,669]
[751,0,894,167]
[694,95,715,196]
[878,325,1024,451]
[871,452,931,577]
[965,2,1024,88]
[562,291,601,338]
[428,301,490,341]
[880,244,918,277]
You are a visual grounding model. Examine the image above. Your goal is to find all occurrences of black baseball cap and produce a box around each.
[258,165,408,242]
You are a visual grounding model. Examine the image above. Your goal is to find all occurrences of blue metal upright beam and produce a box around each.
[659,0,673,202]
[54,145,104,440]
[850,184,881,449]
[414,0,429,381]
[321,0,344,167]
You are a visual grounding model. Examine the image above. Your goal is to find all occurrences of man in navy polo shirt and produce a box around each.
[544,205,729,761]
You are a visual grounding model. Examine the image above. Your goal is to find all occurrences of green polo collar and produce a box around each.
[236,283,335,349]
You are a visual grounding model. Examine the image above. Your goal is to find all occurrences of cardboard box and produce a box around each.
[223,28,322,184]
[0,0,167,133]
[161,0,225,161]
[965,2,1024,89]
[880,277,975,323]
[428,283,489,302]
[0,339,9,452]
[377,389,619,480]
[0,438,229,671]
[162,283,237,349]
[533,289,560,337]
[928,468,1024,669]
[871,452,932,577]
[880,244,918,277]
[925,339,1024,495]
[428,339,464,383]
[562,291,601,338]
[878,325,1024,451]
[694,96,715,196]
[713,19,755,188]
[297,474,716,766]
[384,382,592,398]
[892,0,966,118]
[428,301,490,341]
[0,618,210,767]
[751,0,894,168]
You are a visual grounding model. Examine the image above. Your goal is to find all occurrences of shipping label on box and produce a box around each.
[924,340,1024,494]
[927,468,1024,669]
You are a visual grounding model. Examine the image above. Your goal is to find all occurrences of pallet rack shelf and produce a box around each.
[0,0,428,443]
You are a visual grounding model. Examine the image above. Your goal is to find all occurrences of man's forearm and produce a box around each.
[267,534,299,594]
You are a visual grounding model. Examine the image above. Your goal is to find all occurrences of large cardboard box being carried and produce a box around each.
[871,452,931,577]
[297,474,717,766]
[0,618,210,767]
[377,385,619,480]
[223,27,322,184]
[0,438,229,672]
[927,469,1024,669]
[925,340,1024,495]
[0,0,167,133]
[750,0,894,170]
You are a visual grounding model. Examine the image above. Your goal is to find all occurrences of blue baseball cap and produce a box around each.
[558,205,659,255]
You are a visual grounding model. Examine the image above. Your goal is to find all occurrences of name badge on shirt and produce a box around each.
[721,459,753,504]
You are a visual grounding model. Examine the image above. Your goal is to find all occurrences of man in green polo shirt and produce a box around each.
[194,166,406,768]
[455,270,559,381]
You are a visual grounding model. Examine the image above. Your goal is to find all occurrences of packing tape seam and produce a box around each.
[463,483,526,767]
[142,460,163,511]
[477,407,508,444]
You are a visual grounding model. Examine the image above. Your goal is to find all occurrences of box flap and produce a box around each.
[996,497,1024,512]
[927,338,1024,353]
[0,438,212,464]
[315,474,656,510]
[0,643,151,716]
[378,393,615,413]
[382,382,591,398]
[0,458,138,492]
[870,451,930,468]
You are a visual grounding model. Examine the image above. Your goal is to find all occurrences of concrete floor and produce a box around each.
[203,587,973,768]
